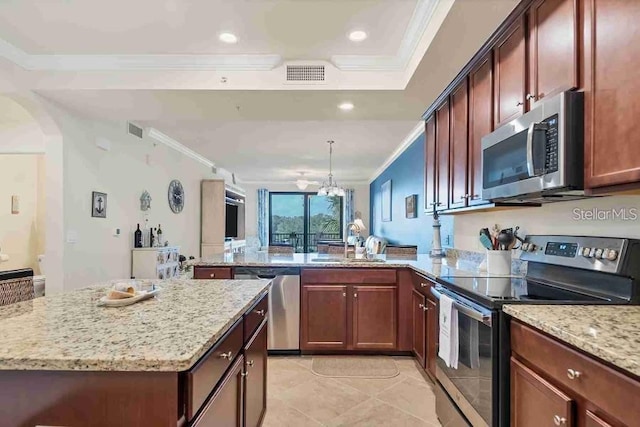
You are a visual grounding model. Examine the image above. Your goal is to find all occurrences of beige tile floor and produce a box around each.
[263,356,443,427]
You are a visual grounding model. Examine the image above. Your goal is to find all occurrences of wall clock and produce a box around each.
[168,179,184,213]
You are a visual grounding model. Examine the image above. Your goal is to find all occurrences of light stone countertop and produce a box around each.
[194,252,493,280]
[0,278,271,372]
[504,304,640,378]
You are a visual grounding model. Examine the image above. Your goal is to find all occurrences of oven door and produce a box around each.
[431,286,496,427]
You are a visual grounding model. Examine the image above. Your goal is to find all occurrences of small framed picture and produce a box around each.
[405,194,417,219]
[92,191,107,218]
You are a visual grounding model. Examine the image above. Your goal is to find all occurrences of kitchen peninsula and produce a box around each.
[0,278,271,427]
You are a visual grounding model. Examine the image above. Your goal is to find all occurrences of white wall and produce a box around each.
[242,183,371,249]
[0,154,46,272]
[453,195,640,252]
[39,100,218,290]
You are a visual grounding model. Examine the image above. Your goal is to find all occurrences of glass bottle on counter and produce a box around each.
[157,224,163,246]
[150,227,155,248]
[134,224,143,248]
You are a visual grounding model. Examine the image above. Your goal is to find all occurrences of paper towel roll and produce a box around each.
[0,253,9,263]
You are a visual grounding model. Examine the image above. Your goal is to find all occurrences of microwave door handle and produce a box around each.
[430,287,492,327]
[526,122,536,177]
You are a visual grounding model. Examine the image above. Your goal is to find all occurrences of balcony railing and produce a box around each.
[270,232,342,253]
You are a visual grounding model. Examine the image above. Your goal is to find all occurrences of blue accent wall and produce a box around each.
[370,133,453,253]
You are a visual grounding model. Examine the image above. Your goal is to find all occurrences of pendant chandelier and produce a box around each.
[317,140,346,197]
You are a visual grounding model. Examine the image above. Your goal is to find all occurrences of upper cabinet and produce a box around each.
[468,55,493,206]
[583,0,640,190]
[424,115,437,213]
[435,100,450,211]
[493,16,527,128]
[528,0,579,106]
[449,80,469,210]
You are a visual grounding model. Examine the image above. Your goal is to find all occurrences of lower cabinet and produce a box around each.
[412,289,426,367]
[192,355,245,427]
[244,320,267,427]
[411,275,438,380]
[425,296,438,378]
[301,283,397,351]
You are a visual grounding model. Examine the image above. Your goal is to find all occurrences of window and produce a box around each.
[269,192,343,252]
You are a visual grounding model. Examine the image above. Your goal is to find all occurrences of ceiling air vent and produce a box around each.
[286,65,325,83]
[127,122,144,139]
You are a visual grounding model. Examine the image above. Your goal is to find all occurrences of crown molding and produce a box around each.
[0,38,282,71]
[146,127,216,168]
[368,121,425,183]
[331,0,440,71]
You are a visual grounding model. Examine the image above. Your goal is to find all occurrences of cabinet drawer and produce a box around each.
[186,318,244,421]
[244,293,268,342]
[511,321,640,426]
[193,267,233,279]
[302,268,396,284]
[412,273,435,295]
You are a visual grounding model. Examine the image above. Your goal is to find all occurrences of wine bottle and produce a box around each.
[157,224,163,246]
[150,227,155,248]
[134,224,142,248]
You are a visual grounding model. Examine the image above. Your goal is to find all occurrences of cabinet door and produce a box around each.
[193,355,244,427]
[585,410,613,427]
[494,16,527,127]
[425,115,437,213]
[352,285,397,350]
[412,289,426,367]
[425,296,438,379]
[511,357,574,427]
[528,0,578,106]
[436,100,450,210]
[449,80,469,210]
[468,54,493,206]
[301,285,348,350]
[584,0,640,189]
[244,321,267,427]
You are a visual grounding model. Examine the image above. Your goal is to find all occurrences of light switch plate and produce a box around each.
[66,230,78,244]
[11,195,19,214]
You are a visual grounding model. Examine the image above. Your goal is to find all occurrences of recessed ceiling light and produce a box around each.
[338,102,354,111]
[348,30,368,42]
[219,32,238,44]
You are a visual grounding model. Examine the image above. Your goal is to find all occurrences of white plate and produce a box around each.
[97,288,161,307]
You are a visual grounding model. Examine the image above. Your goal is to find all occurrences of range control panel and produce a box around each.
[520,235,628,274]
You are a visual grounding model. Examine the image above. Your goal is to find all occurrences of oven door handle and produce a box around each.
[430,287,493,327]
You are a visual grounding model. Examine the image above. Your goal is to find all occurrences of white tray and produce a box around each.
[97,288,161,307]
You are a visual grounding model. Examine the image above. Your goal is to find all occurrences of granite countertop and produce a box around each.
[194,252,495,280]
[504,305,640,378]
[0,278,271,372]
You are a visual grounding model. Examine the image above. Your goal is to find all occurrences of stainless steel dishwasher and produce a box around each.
[234,267,300,352]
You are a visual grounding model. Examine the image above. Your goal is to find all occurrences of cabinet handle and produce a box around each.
[219,351,233,360]
[516,101,524,106]
[526,93,539,101]
[420,283,427,288]
[210,273,216,278]
[471,194,480,199]
[247,360,255,367]
[423,306,429,312]
[553,415,567,426]
[343,292,347,297]
[241,372,249,378]
[254,309,265,317]
[460,194,470,200]
[418,303,424,309]
[567,368,581,380]
[354,293,358,298]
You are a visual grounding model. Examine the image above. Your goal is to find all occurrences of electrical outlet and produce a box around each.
[444,234,451,246]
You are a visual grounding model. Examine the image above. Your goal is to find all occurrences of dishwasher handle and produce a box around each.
[257,275,277,279]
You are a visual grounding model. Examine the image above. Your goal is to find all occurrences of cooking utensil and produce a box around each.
[480,233,494,250]
[497,229,514,251]
[490,224,500,250]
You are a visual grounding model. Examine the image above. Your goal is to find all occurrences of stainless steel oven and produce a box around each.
[431,285,497,427]
[481,90,583,202]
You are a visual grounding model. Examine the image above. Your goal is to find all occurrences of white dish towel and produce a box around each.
[438,294,459,369]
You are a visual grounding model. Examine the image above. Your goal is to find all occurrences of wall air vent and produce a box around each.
[127,122,144,139]
[286,65,325,82]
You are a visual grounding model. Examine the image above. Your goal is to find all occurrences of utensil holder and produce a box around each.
[486,250,511,275]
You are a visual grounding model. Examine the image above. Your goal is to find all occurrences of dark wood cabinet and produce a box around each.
[411,289,426,367]
[352,285,397,350]
[425,114,437,213]
[449,80,469,209]
[511,357,574,427]
[585,410,613,427]
[193,267,233,280]
[468,54,493,206]
[301,284,348,350]
[493,16,527,127]
[435,100,450,210]
[583,0,640,190]
[244,320,267,427]
[192,355,245,427]
[425,296,438,378]
[528,0,578,107]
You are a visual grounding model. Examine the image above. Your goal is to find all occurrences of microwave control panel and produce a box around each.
[544,114,559,173]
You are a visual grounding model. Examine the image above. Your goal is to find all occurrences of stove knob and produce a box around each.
[527,243,536,252]
[521,242,529,251]
[589,247,597,258]
[595,248,604,259]
[606,249,618,261]
[582,247,592,257]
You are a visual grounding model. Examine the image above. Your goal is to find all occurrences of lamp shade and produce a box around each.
[353,218,366,232]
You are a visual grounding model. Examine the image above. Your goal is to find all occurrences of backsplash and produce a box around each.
[447,248,528,276]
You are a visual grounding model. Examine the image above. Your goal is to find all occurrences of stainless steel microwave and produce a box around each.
[481,90,584,202]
